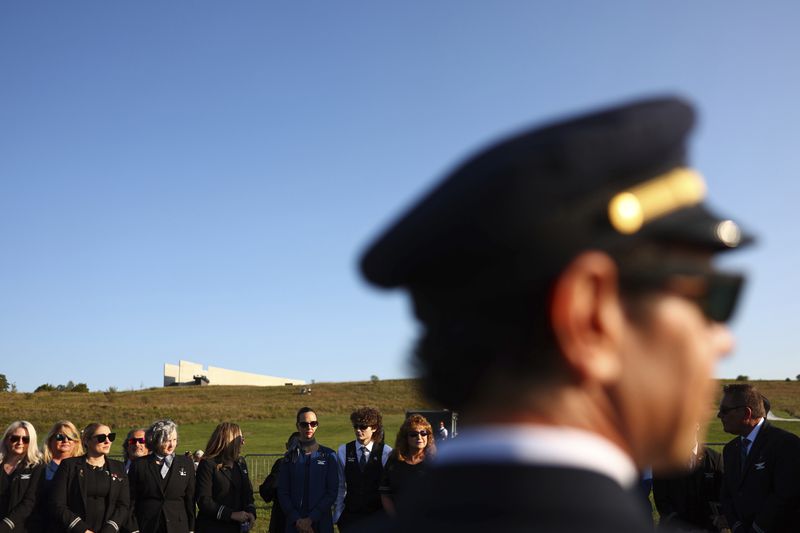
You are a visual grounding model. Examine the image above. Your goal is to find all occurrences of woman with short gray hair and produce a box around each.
[128,419,195,533]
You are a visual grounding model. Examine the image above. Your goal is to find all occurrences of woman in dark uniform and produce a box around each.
[128,419,195,533]
[51,422,130,533]
[195,422,256,532]
[0,420,44,533]
[31,420,84,532]
[379,414,436,517]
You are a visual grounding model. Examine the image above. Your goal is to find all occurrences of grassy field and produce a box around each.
[0,378,798,532]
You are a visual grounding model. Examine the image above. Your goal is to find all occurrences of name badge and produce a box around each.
[20,474,31,480]
[317,460,327,466]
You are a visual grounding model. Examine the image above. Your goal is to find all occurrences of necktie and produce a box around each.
[161,454,173,478]
[359,446,368,471]
[740,438,750,472]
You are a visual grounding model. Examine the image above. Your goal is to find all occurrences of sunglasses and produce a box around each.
[298,421,319,429]
[718,405,747,416]
[55,433,77,442]
[407,430,429,438]
[620,268,744,323]
[93,433,116,444]
[353,425,372,431]
[128,437,146,445]
[9,435,30,444]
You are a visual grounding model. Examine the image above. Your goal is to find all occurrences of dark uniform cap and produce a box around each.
[360,96,753,293]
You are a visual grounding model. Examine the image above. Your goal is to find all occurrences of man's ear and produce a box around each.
[549,251,627,384]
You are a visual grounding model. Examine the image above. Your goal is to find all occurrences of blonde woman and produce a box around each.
[379,414,436,517]
[0,420,44,533]
[51,422,129,533]
[32,420,83,531]
[195,422,256,532]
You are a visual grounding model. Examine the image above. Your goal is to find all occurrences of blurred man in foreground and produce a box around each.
[360,97,752,532]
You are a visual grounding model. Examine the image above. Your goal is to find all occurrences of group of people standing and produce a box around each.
[259,407,437,533]
[0,408,440,533]
[0,418,256,533]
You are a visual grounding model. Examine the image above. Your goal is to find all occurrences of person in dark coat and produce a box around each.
[0,421,44,533]
[335,407,392,531]
[128,419,196,533]
[195,422,256,532]
[357,96,753,532]
[259,432,299,533]
[51,422,130,533]
[378,415,434,518]
[653,431,724,531]
[278,407,338,533]
[31,420,84,533]
[718,383,800,532]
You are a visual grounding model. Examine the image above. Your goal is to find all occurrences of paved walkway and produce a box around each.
[767,412,800,421]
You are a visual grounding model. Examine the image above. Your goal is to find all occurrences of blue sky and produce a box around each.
[2,2,799,392]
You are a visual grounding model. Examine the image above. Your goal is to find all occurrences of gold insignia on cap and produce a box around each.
[716,219,742,248]
[608,167,707,234]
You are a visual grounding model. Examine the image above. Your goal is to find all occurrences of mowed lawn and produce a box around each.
[1,378,798,532]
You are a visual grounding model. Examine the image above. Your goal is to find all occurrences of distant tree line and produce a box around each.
[34,380,89,393]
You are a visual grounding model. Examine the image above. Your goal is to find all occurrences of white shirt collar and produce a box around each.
[433,425,638,489]
[358,441,374,453]
[744,417,764,443]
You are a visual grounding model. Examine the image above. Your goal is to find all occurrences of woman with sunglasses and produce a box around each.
[128,419,195,533]
[278,407,338,533]
[195,422,256,532]
[31,420,84,532]
[51,423,130,533]
[0,421,44,533]
[379,414,436,517]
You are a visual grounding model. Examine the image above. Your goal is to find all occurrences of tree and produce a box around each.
[370,375,380,383]
[796,374,800,381]
[35,383,56,393]
[735,375,749,381]
[0,374,8,392]
[71,383,89,393]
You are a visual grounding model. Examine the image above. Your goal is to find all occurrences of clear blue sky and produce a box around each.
[2,2,799,392]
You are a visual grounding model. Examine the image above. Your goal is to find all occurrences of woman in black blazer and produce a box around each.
[30,420,84,533]
[0,420,44,533]
[128,419,195,533]
[195,422,256,532]
[51,422,130,533]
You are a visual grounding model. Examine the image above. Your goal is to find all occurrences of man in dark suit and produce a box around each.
[128,419,196,533]
[359,97,753,532]
[719,384,800,532]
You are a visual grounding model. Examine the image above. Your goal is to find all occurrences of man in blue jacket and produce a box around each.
[278,407,339,533]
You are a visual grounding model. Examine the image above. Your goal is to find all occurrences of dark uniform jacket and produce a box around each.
[278,445,338,533]
[721,422,800,533]
[0,461,44,533]
[195,457,255,533]
[128,454,196,533]
[338,441,385,530]
[357,464,655,533]
[258,459,285,533]
[50,456,130,533]
[653,446,723,531]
